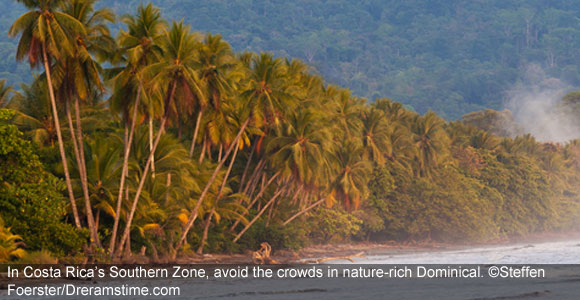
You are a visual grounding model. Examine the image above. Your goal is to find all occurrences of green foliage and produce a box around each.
[0,216,26,262]
[4,0,580,118]
[236,219,307,251]
[0,113,86,256]
[306,208,362,243]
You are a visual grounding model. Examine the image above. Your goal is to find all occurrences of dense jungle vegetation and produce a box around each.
[1,0,580,262]
[2,0,580,119]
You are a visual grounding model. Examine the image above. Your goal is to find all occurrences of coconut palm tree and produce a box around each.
[116,21,206,257]
[189,34,239,157]
[360,107,390,165]
[410,111,449,177]
[266,109,331,188]
[8,80,57,147]
[108,3,166,255]
[328,141,371,211]
[9,0,86,229]
[51,0,116,248]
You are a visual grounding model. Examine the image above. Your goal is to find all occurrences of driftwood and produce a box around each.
[252,242,280,264]
[302,251,365,264]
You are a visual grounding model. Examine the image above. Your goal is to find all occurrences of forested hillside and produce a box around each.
[2,0,580,119]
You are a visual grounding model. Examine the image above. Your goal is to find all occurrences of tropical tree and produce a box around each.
[189,33,239,158]
[9,0,87,230]
[108,3,166,255]
[410,111,449,177]
[8,80,56,147]
[360,107,390,165]
[51,0,116,248]
[116,21,206,257]
[328,141,371,211]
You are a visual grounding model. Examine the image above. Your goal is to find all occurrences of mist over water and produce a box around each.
[504,64,580,143]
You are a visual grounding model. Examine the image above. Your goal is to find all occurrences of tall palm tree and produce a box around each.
[52,0,116,248]
[410,111,449,177]
[189,34,239,157]
[266,109,330,188]
[240,53,295,130]
[360,107,390,165]
[108,3,166,255]
[327,87,363,139]
[116,21,206,257]
[328,141,371,211]
[9,0,87,229]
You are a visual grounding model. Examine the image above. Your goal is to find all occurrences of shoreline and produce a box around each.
[178,230,580,264]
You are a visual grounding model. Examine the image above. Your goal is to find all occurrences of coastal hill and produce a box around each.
[2,0,580,119]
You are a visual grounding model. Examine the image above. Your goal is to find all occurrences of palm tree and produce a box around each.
[266,109,331,188]
[189,34,239,157]
[328,141,371,211]
[51,0,116,248]
[108,3,166,255]
[240,53,295,130]
[410,111,449,177]
[360,107,390,165]
[9,0,86,229]
[8,80,57,147]
[327,87,363,139]
[116,21,206,257]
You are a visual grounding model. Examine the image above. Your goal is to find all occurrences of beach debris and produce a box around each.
[252,242,280,264]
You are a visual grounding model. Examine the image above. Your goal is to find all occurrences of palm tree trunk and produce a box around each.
[173,118,250,259]
[243,158,266,195]
[233,187,284,243]
[282,198,325,226]
[238,141,257,192]
[42,44,81,229]
[149,116,155,178]
[189,110,203,157]
[115,82,175,258]
[197,141,240,254]
[110,87,142,255]
[199,136,207,163]
[74,97,100,247]
[65,103,83,215]
[196,208,214,254]
[229,171,279,232]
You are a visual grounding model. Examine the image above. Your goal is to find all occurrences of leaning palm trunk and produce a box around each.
[109,87,142,255]
[172,118,250,259]
[115,83,177,258]
[233,187,284,243]
[229,171,279,232]
[116,114,168,257]
[188,110,203,157]
[74,97,100,247]
[197,142,240,254]
[282,198,326,226]
[65,104,84,227]
[42,45,81,229]
[149,116,155,178]
[238,142,257,192]
[196,207,214,254]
